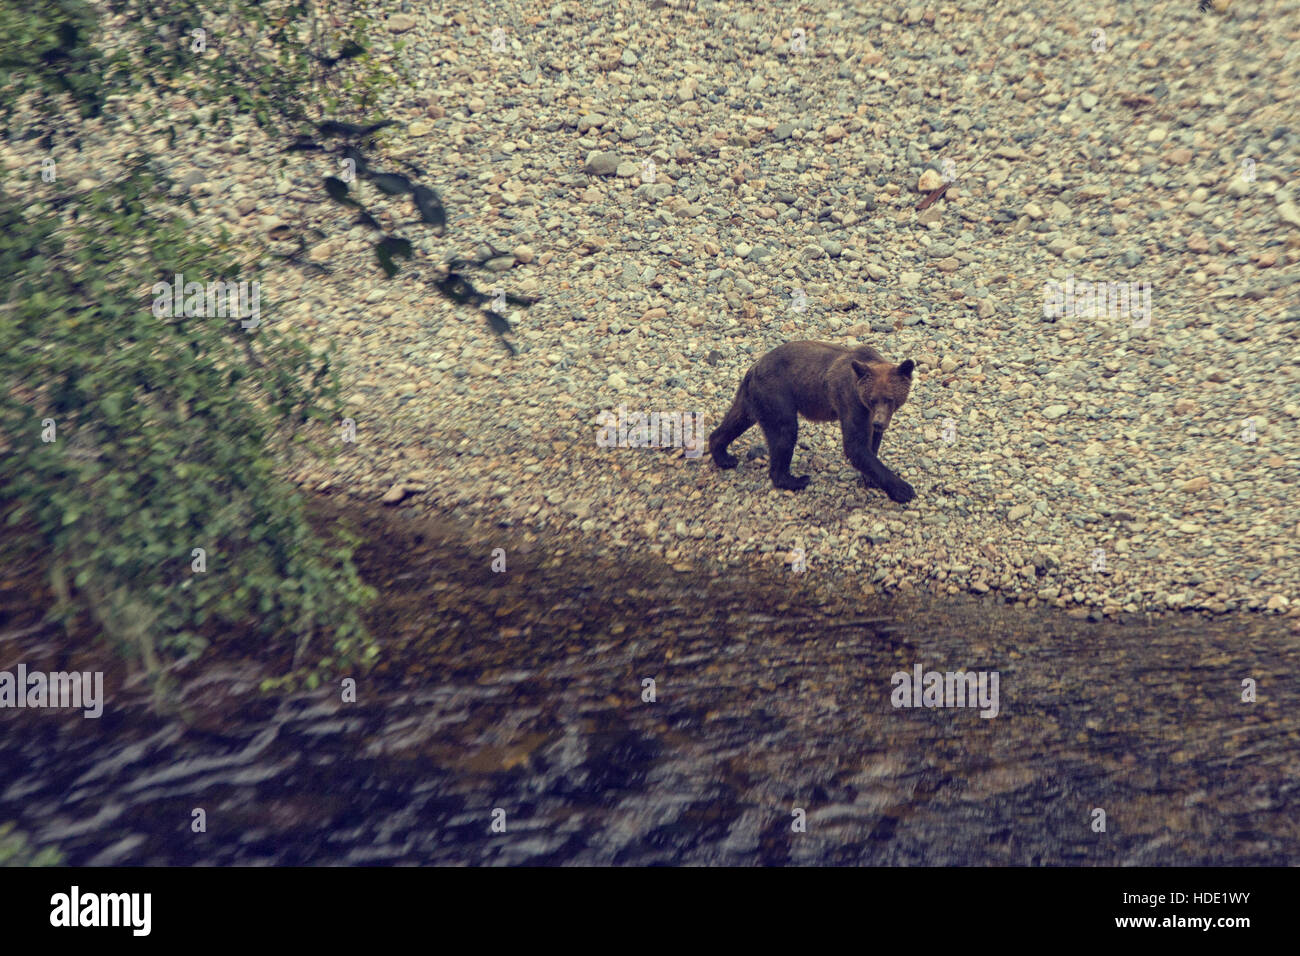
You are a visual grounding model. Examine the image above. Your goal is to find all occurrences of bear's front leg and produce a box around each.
[842,415,915,503]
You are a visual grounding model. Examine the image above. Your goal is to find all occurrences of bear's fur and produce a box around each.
[709,341,916,503]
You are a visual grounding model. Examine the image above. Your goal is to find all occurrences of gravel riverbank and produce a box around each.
[12,0,1299,618]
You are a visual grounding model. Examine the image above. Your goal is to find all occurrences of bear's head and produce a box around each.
[851,359,915,435]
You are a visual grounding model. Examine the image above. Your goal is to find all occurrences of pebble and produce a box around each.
[584,151,620,175]
[382,483,411,504]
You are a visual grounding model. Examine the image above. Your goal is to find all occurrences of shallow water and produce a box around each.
[1,502,1296,865]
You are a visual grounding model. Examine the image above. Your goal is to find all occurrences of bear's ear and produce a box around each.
[851,360,872,379]
[896,359,915,378]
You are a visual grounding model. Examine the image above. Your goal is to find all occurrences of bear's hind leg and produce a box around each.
[708,397,755,470]
[757,404,809,491]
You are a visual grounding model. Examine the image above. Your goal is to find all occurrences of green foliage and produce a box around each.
[0,0,416,693]
[0,165,377,689]
[96,0,405,133]
[0,0,104,118]
[0,0,406,135]
[0,822,62,867]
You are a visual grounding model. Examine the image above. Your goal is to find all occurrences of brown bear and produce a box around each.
[708,341,916,503]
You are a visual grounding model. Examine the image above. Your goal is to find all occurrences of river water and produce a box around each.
[1,502,1296,865]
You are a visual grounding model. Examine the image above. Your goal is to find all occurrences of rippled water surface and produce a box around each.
[2,502,1297,865]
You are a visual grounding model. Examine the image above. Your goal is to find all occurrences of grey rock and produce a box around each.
[584,151,620,175]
